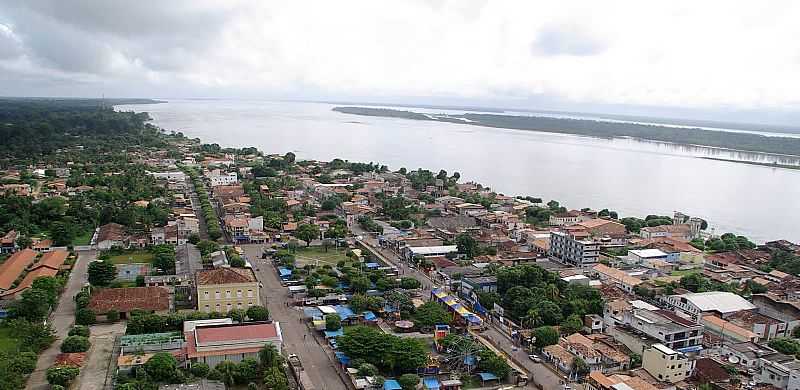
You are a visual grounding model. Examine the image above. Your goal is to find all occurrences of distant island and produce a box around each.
[333,106,800,157]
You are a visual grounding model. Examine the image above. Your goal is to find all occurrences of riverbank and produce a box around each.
[700,157,800,170]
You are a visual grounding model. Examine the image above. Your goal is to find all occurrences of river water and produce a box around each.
[117,99,800,243]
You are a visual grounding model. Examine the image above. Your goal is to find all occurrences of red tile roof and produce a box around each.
[1,266,59,297]
[88,286,170,313]
[35,250,69,270]
[195,322,279,343]
[196,267,257,285]
[0,249,37,290]
[55,352,87,367]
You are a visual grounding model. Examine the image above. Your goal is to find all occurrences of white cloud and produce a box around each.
[1,0,800,112]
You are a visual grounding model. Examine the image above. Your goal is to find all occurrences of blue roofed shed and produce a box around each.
[383,380,402,390]
[423,377,441,390]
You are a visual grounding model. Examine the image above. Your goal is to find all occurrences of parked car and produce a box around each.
[528,354,541,363]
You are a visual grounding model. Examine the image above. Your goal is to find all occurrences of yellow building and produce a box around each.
[642,344,694,383]
[196,267,260,313]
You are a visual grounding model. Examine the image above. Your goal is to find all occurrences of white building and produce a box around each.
[661,291,757,321]
[148,171,187,182]
[208,172,238,187]
[642,344,694,383]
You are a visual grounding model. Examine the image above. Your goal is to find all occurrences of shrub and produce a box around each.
[60,336,91,353]
[75,308,96,325]
[46,365,80,386]
[207,368,222,381]
[246,305,269,321]
[68,325,90,337]
[398,374,420,390]
[190,362,210,378]
[106,309,120,322]
[144,352,179,382]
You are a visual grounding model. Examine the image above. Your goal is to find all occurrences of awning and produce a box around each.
[335,305,355,320]
[423,377,440,390]
[477,372,498,381]
[335,351,350,365]
[303,307,323,318]
[324,328,344,338]
[365,262,380,269]
[278,267,292,277]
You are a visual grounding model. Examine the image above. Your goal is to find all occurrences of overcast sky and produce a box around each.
[2,1,800,124]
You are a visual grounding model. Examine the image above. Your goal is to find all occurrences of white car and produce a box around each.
[528,354,541,363]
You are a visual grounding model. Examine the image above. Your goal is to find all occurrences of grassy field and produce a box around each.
[108,250,155,264]
[0,326,19,353]
[670,269,700,277]
[71,230,94,246]
[295,246,351,267]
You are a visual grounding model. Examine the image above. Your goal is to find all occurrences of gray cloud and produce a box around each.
[531,25,607,56]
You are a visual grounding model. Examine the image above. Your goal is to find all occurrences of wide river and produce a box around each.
[118,99,800,243]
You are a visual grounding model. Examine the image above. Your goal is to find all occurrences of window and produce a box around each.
[248,302,254,306]
[215,304,221,311]
[226,290,231,298]
[204,305,210,312]
[237,303,243,309]
[247,289,253,297]
[237,290,243,297]
[227,303,232,311]
[215,291,221,299]
[204,291,209,300]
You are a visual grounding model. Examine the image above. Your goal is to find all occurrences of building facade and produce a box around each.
[196,268,260,313]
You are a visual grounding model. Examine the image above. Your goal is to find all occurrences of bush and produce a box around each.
[246,305,269,321]
[60,336,91,353]
[207,368,222,381]
[68,325,90,337]
[398,374,420,390]
[75,308,96,325]
[144,352,179,382]
[190,362,210,378]
[74,290,90,309]
[106,309,120,322]
[46,365,80,386]
[326,314,342,331]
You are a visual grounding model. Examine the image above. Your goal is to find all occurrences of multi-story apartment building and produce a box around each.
[642,344,695,383]
[549,231,600,267]
[626,308,704,352]
[196,268,260,313]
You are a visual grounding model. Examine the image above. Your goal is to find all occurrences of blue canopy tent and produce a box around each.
[303,307,323,319]
[423,377,441,390]
[365,262,380,269]
[476,373,498,384]
[324,328,344,338]
[363,311,377,322]
[335,351,350,366]
[383,380,402,390]
[334,305,355,320]
[277,267,292,279]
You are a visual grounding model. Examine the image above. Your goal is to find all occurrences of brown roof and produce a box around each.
[97,223,127,242]
[196,267,257,285]
[1,230,18,245]
[35,250,69,270]
[0,249,37,290]
[55,352,87,367]
[1,266,59,297]
[195,322,278,343]
[88,286,170,313]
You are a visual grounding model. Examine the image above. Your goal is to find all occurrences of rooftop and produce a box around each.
[88,286,170,313]
[196,267,257,285]
[677,291,756,313]
[0,248,37,290]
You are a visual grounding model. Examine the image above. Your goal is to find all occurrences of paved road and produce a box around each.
[243,245,348,390]
[176,243,202,277]
[27,250,94,390]
[75,322,126,390]
[186,180,209,240]
[350,225,570,390]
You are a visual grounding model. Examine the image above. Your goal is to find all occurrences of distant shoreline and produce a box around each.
[333,106,800,158]
[700,157,800,170]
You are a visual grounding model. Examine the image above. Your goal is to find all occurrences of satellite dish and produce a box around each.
[728,356,740,364]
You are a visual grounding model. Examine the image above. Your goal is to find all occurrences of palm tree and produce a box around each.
[259,344,282,368]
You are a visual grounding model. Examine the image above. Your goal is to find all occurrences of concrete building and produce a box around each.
[148,171,187,182]
[756,354,800,390]
[208,172,238,187]
[661,291,757,321]
[549,231,600,267]
[402,245,458,260]
[196,268,260,313]
[642,344,694,383]
[628,249,671,264]
[184,320,282,367]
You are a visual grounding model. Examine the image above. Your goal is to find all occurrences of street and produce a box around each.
[242,244,348,390]
[349,224,569,390]
[26,250,95,390]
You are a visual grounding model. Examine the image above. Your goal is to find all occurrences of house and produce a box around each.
[575,219,627,237]
[196,268,261,313]
[586,371,659,390]
[701,315,760,343]
[207,171,238,187]
[755,353,800,390]
[639,224,695,240]
[0,183,32,196]
[591,264,642,293]
[641,344,694,383]
[88,286,171,319]
[0,249,37,293]
[183,320,282,367]
[564,333,630,373]
[0,250,68,298]
[97,223,128,250]
[549,210,594,226]
[606,302,704,353]
[402,245,458,261]
[0,230,19,254]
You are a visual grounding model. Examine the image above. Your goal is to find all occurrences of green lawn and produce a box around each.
[0,326,20,354]
[295,247,350,267]
[71,230,94,246]
[108,250,155,264]
[670,269,699,277]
